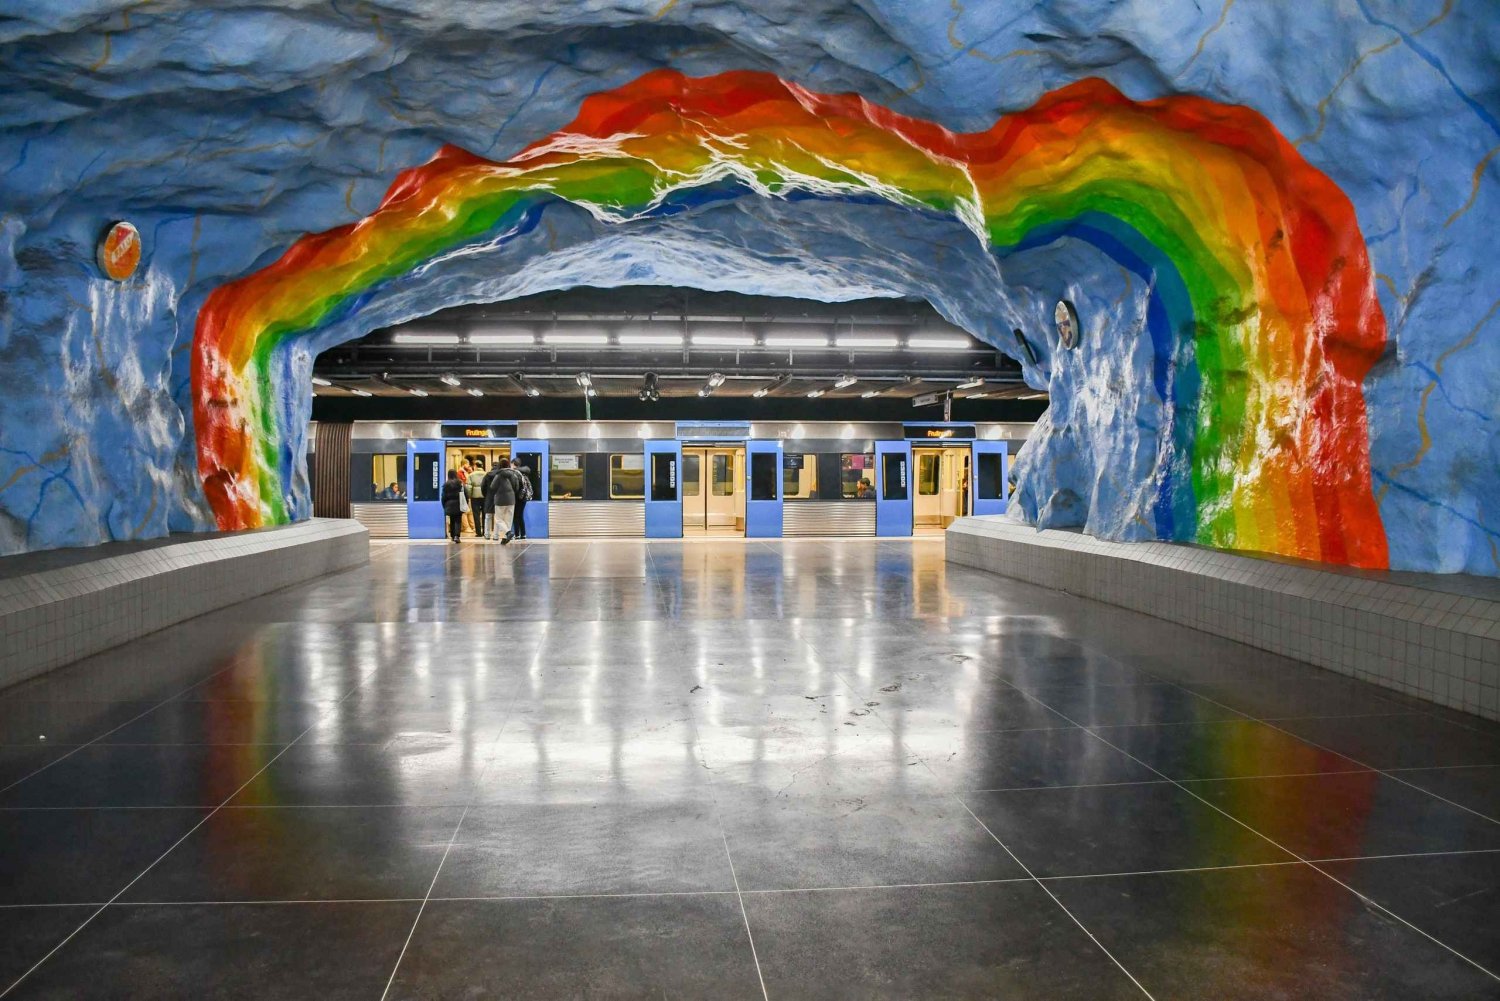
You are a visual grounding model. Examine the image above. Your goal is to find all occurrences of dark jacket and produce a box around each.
[480,468,501,512]
[486,467,522,507]
[440,478,463,515]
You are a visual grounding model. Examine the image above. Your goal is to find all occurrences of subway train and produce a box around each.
[311,419,1029,539]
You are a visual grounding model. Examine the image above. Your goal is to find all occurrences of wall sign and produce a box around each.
[440,423,518,439]
[97,221,141,281]
[1054,300,1081,349]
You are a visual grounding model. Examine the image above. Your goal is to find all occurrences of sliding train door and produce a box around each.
[875,440,913,537]
[510,438,549,539]
[744,439,783,538]
[405,439,445,539]
[645,439,683,538]
[972,440,1008,516]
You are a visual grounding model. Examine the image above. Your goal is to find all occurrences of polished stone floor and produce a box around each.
[0,538,1497,999]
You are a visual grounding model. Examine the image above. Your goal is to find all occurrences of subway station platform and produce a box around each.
[0,538,1496,998]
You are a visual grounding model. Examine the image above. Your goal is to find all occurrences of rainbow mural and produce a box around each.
[192,69,1389,568]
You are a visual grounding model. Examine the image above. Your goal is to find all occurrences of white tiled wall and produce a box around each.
[946,517,1500,721]
[0,520,369,690]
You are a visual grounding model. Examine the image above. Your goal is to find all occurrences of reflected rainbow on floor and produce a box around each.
[193,69,1388,567]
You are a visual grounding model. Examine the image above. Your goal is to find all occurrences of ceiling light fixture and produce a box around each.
[468,332,537,346]
[618,333,684,347]
[751,373,793,399]
[408,388,429,397]
[545,332,609,346]
[956,378,985,390]
[311,377,332,387]
[836,335,900,349]
[692,334,755,348]
[765,335,830,349]
[906,336,972,352]
[440,373,462,387]
[639,372,661,402]
[467,387,484,397]
[707,372,726,388]
[508,373,542,398]
[394,332,461,345]
[833,375,858,389]
[806,389,826,399]
[350,388,373,397]
[861,389,881,399]
[576,373,593,389]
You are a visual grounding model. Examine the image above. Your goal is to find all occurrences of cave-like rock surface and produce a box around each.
[0,1,1496,574]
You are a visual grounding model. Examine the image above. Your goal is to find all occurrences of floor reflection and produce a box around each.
[0,538,1496,998]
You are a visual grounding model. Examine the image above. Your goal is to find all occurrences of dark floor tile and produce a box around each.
[100,700,332,745]
[0,809,206,904]
[0,701,161,745]
[0,745,282,807]
[11,901,418,1000]
[124,806,463,902]
[717,791,1025,890]
[1186,678,1408,720]
[1091,719,1367,781]
[1184,772,1500,860]
[0,906,94,994]
[229,739,486,807]
[1321,851,1500,970]
[1001,653,1158,688]
[1048,864,1500,1000]
[0,744,76,790]
[1388,765,1500,821]
[1024,683,1246,726]
[1275,713,1500,769]
[907,726,1159,791]
[744,881,1143,1000]
[965,782,1293,877]
[434,799,732,897]
[387,894,761,1000]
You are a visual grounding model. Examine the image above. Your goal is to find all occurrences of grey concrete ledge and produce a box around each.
[0,519,369,690]
[946,516,1500,721]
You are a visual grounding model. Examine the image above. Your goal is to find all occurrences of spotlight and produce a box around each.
[861,389,881,399]
[956,378,984,390]
[833,375,858,389]
[440,373,462,387]
[467,387,484,397]
[707,372,726,388]
[408,388,429,397]
[638,372,661,402]
[508,373,541,397]
[807,389,826,399]
[752,374,792,398]
[967,392,990,399]
[311,377,332,387]
[576,372,593,388]
[350,388,373,397]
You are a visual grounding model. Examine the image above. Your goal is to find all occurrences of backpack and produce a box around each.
[514,467,534,502]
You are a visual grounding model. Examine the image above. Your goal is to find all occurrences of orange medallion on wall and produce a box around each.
[98,221,141,281]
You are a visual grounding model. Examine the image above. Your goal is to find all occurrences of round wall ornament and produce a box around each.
[1054,299,1080,349]
[98,221,141,281]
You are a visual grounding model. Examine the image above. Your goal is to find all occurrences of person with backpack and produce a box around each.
[479,461,501,541]
[511,461,533,540]
[484,458,524,544]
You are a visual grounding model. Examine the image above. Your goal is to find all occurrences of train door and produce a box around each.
[875,440,913,537]
[645,439,682,538]
[406,439,445,539]
[915,446,972,533]
[682,445,746,536]
[744,439,783,538]
[510,438,549,539]
[972,440,1008,516]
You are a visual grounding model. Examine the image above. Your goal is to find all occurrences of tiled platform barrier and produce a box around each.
[946,516,1500,721]
[0,519,369,690]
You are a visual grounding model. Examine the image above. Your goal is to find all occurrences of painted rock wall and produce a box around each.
[0,1,1495,574]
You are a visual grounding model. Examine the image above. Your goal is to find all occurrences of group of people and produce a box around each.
[440,457,533,545]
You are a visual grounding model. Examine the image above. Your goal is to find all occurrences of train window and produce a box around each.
[841,453,875,500]
[881,452,909,501]
[369,454,407,502]
[711,453,735,496]
[683,453,701,497]
[610,454,645,499]
[513,452,543,500]
[651,453,678,501]
[411,453,440,502]
[783,454,817,500]
[977,453,1004,499]
[918,453,940,496]
[550,453,584,500]
[750,452,778,501]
